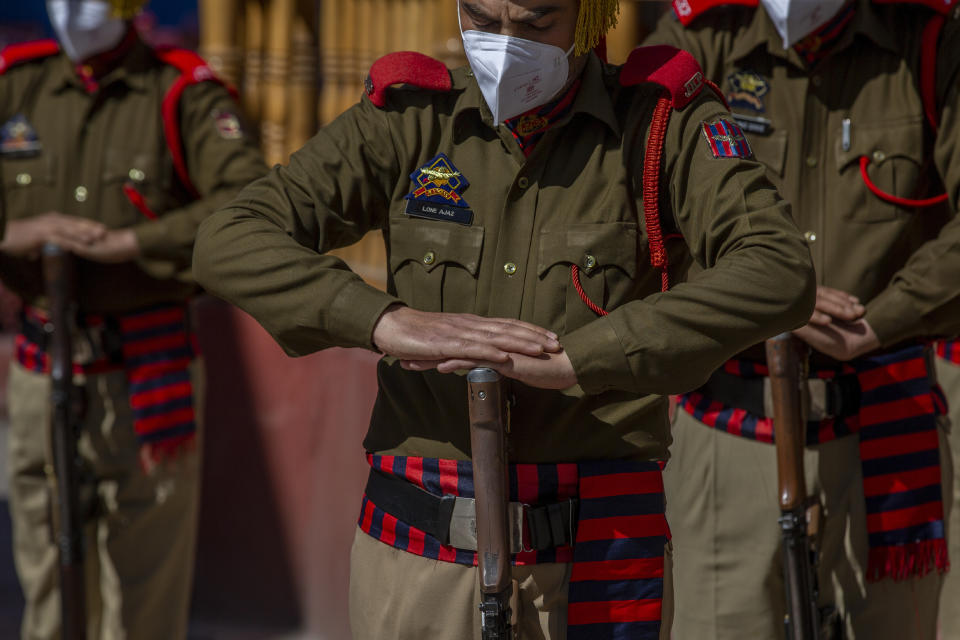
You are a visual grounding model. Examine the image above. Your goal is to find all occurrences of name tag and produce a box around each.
[405,200,474,225]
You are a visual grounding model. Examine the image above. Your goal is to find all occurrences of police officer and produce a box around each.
[0,1,266,638]
[645,1,960,638]
[194,0,815,637]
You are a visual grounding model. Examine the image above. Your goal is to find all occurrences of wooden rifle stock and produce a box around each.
[42,244,87,640]
[766,333,818,640]
[467,368,513,640]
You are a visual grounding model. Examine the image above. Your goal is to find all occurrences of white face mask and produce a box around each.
[459,11,574,124]
[46,0,127,62]
[760,0,847,48]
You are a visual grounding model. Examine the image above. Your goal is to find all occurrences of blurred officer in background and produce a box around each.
[646,1,960,638]
[0,0,266,637]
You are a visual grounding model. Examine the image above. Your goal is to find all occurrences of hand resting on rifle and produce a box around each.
[373,305,578,389]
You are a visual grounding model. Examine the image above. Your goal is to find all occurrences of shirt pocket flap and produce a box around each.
[389,217,485,275]
[537,222,638,279]
[834,119,924,172]
[2,153,56,188]
[102,149,162,185]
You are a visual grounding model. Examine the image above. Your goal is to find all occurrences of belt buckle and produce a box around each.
[512,503,534,554]
[448,496,479,550]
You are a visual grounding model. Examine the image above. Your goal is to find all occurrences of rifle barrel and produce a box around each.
[765,333,817,640]
[42,244,87,640]
[467,367,512,640]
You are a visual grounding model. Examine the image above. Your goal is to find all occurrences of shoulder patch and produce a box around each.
[153,47,221,84]
[701,118,753,159]
[872,0,957,15]
[671,0,758,26]
[0,39,59,75]
[620,45,705,109]
[365,51,452,109]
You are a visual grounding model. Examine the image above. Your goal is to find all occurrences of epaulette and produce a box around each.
[0,39,59,75]
[671,0,955,26]
[619,45,707,110]
[873,0,957,14]
[152,47,236,197]
[364,51,452,108]
[671,0,758,26]
[153,47,221,85]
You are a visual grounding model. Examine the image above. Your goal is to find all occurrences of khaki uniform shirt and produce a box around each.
[194,53,815,462]
[0,35,267,313]
[647,0,960,353]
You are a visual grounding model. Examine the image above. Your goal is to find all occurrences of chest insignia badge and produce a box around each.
[701,118,754,160]
[727,70,769,113]
[404,153,474,225]
[0,114,42,156]
[515,114,549,137]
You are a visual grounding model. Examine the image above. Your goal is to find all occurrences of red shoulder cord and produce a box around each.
[858,13,948,208]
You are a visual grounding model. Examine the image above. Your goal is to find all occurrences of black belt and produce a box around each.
[364,468,579,552]
[698,368,862,420]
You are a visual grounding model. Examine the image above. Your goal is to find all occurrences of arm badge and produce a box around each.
[701,118,754,159]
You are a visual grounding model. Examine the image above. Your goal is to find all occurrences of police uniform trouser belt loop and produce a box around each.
[364,468,579,553]
[699,368,861,421]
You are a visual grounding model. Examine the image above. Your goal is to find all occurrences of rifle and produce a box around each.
[467,367,513,640]
[42,244,87,640]
[765,333,818,640]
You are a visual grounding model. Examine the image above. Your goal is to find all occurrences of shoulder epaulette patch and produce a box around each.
[702,118,753,159]
[153,47,220,84]
[0,39,59,75]
[872,0,957,14]
[365,51,452,109]
[672,0,758,26]
[672,0,955,25]
[620,45,705,109]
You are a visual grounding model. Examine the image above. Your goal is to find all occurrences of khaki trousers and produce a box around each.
[665,409,951,640]
[938,356,960,639]
[6,360,203,640]
[349,526,674,639]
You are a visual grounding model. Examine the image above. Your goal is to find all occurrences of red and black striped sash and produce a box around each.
[16,304,198,458]
[937,340,960,365]
[679,344,948,581]
[360,454,669,639]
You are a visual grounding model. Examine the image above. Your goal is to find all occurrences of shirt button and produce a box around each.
[15,173,32,186]
[872,150,886,163]
[422,251,436,265]
[74,185,88,202]
[803,230,817,243]
[805,156,818,168]
[128,168,145,182]
[503,262,517,275]
[517,177,529,189]
[583,254,597,271]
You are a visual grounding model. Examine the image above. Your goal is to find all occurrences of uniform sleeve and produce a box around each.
[863,22,960,344]
[192,96,403,356]
[563,91,816,395]
[132,81,267,281]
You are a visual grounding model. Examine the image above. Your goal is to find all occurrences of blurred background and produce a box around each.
[0,1,672,638]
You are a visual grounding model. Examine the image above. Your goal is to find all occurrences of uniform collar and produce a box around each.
[453,52,620,137]
[52,29,153,95]
[728,0,899,68]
